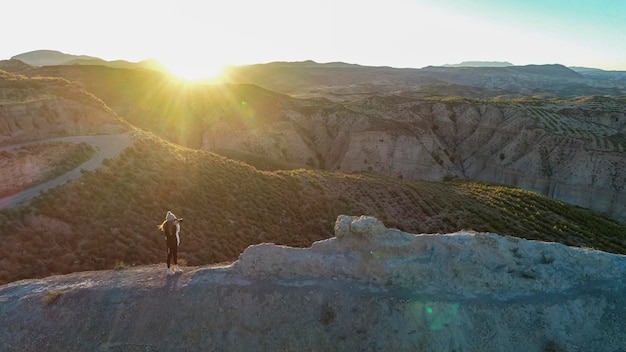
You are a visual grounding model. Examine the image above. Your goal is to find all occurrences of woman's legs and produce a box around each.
[171,244,178,266]
[166,237,181,274]
[171,245,183,272]
[167,237,178,265]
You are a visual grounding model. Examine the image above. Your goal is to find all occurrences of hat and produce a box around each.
[166,211,178,221]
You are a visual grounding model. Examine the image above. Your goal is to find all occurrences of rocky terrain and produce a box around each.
[1,215,624,351]
[219,62,626,220]
[0,69,129,206]
[0,69,128,146]
[200,92,626,220]
[0,132,135,209]
[3,59,624,220]
[0,141,94,198]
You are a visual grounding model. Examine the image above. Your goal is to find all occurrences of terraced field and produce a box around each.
[522,105,623,152]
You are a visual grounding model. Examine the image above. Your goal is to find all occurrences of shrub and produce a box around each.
[114,260,129,270]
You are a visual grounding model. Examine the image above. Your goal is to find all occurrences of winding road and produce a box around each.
[0,132,136,209]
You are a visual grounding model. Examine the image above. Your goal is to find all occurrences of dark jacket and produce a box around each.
[163,220,180,247]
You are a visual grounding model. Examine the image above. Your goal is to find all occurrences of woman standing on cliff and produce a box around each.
[158,211,183,275]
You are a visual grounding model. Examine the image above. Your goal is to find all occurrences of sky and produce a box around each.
[2,0,625,79]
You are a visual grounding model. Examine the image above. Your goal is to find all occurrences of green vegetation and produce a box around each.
[523,105,621,151]
[0,134,624,285]
[42,142,96,179]
[114,260,129,270]
[454,182,626,253]
[212,148,305,171]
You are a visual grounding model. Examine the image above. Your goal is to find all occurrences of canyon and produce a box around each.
[2,59,626,221]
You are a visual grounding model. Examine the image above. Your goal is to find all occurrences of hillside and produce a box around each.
[9,49,164,72]
[2,62,625,220]
[0,69,129,203]
[1,215,625,351]
[1,134,625,285]
[0,141,95,198]
[0,69,129,146]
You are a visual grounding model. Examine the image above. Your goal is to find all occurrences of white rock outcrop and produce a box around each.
[237,215,626,297]
[1,215,625,351]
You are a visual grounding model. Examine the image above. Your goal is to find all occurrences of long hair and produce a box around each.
[159,219,179,235]
[158,220,168,232]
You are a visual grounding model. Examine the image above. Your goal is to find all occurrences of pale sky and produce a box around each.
[2,0,625,79]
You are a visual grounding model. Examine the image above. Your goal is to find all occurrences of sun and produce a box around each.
[160,57,227,82]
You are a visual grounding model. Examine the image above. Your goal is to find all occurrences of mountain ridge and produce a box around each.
[10,49,626,89]
[443,61,514,67]
[9,49,166,72]
[11,49,99,66]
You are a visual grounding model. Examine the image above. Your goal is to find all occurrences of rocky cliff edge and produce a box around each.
[1,215,625,351]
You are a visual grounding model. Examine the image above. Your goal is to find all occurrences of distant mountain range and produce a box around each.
[10,49,166,72]
[8,50,626,83]
[443,61,514,67]
[222,60,626,98]
[11,49,99,66]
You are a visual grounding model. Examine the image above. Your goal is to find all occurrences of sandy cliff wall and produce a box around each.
[0,97,127,146]
[1,215,624,351]
[201,98,626,220]
[0,73,128,146]
[0,142,91,197]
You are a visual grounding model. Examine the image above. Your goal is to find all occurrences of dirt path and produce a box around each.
[0,132,136,209]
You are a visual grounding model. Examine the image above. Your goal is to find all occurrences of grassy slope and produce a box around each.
[1,134,624,285]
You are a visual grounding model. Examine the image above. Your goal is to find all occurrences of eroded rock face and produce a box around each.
[0,71,128,146]
[201,96,626,221]
[1,215,624,351]
[0,142,92,197]
[238,215,626,295]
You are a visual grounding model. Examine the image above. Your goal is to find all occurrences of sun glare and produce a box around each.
[161,58,227,82]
